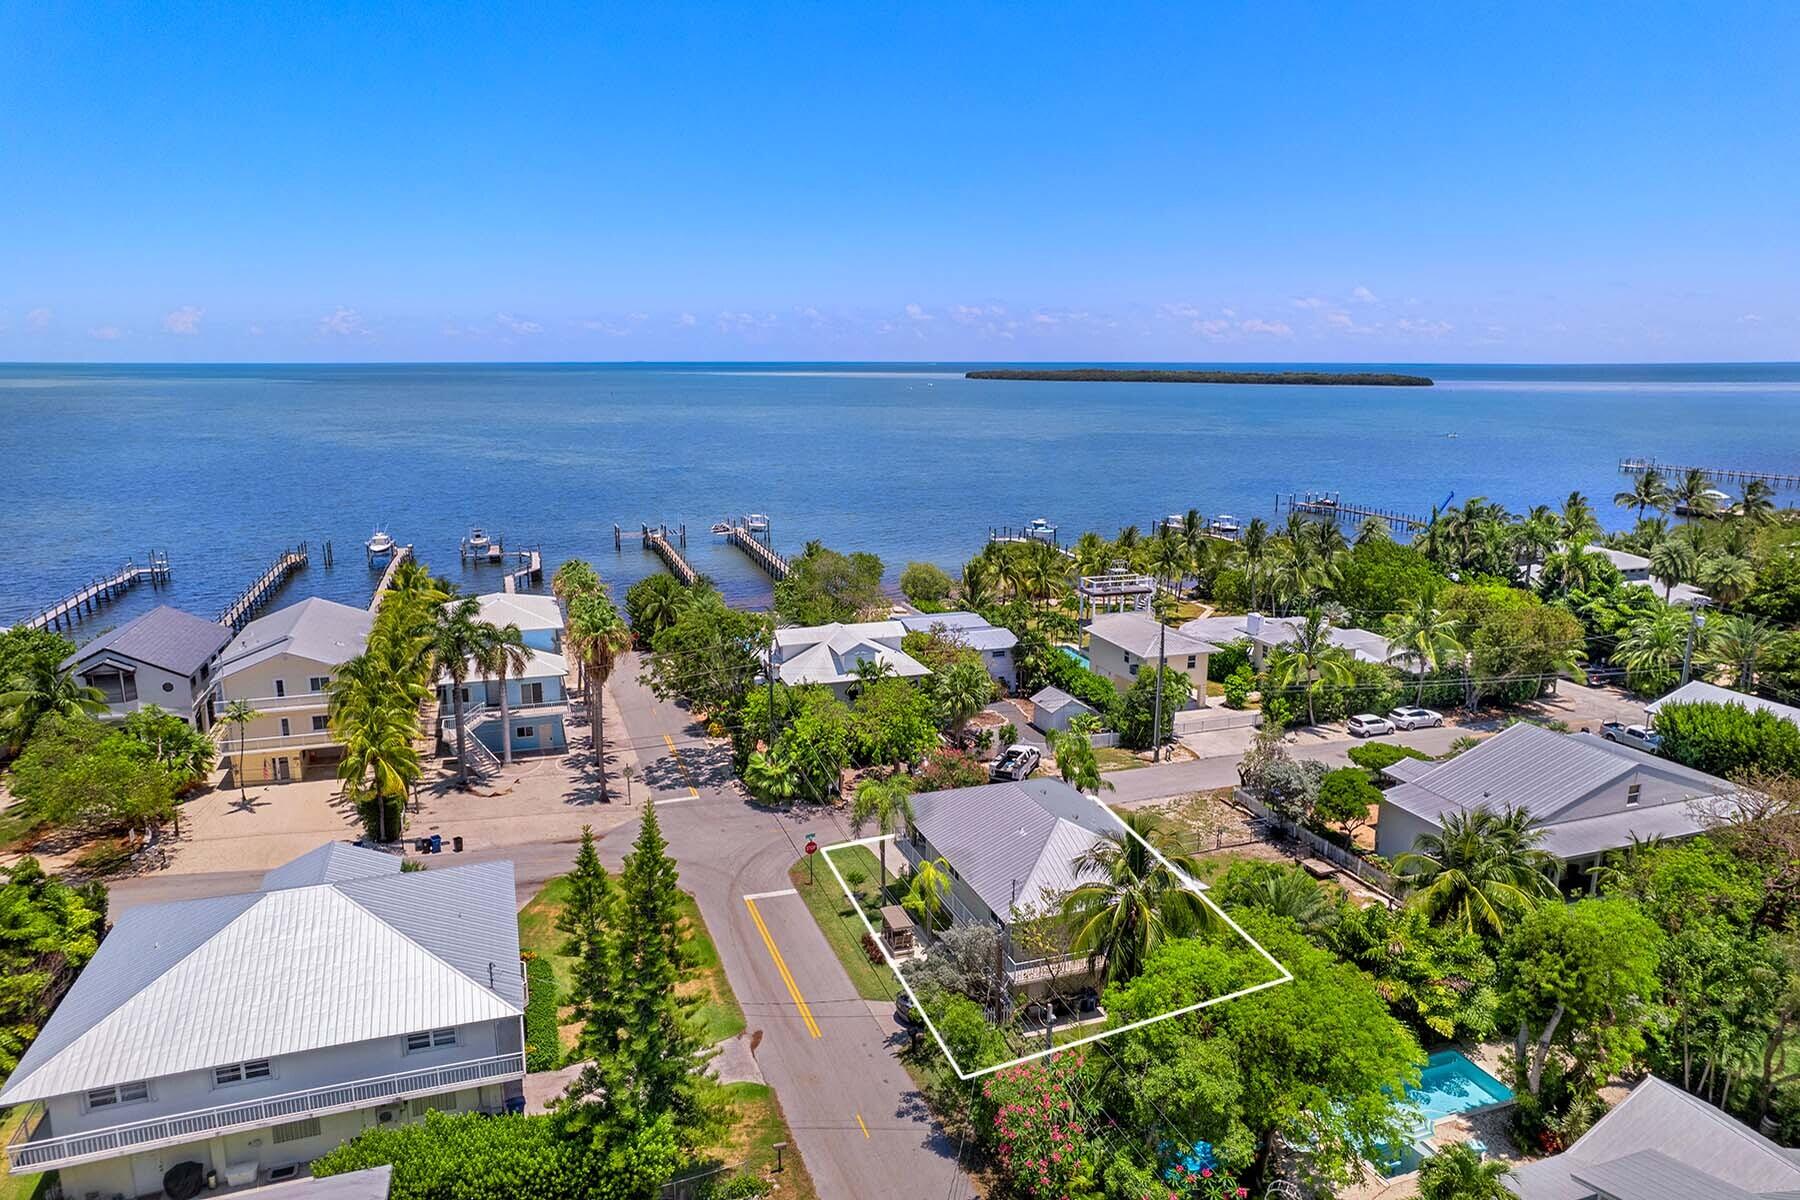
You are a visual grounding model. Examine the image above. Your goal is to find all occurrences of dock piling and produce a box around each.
[13,553,174,632]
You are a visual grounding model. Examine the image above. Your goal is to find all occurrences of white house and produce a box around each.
[1588,545,1710,607]
[0,844,526,1197]
[1084,612,1216,705]
[1646,679,1800,728]
[897,612,1019,690]
[1180,611,1397,673]
[439,647,571,759]
[1372,722,1737,873]
[61,605,232,729]
[769,620,932,699]
[474,592,563,654]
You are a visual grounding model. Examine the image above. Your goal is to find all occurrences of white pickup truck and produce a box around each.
[1599,720,1662,753]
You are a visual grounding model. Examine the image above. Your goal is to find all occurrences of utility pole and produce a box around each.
[767,620,779,750]
[1680,606,1706,685]
[1151,605,1167,762]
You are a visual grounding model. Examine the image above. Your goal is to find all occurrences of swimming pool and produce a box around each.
[1375,1051,1513,1176]
[1060,645,1090,670]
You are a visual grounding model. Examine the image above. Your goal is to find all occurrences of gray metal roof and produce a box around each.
[1572,1150,1760,1200]
[898,612,990,632]
[216,596,374,676]
[259,841,402,891]
[0,856,522,1105]
[1647,681,1800,726]
[1508,1077,1800,1200]
[63,605,232,676]
[1030,686,1093,716]
[1178,612,1395,664]
[259,1166,392,1199]
[1087,612,1219,659]
[906,779,1112,919]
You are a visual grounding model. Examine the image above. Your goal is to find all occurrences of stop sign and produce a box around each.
[804,839,818,855]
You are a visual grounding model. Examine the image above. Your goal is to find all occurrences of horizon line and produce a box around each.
[4,358,1800,369]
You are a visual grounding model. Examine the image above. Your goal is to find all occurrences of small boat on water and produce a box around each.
[710,521,731,535]
[366,527,396,562]
[1209,514,1241,536]
[1675,488,1734,517]
[1161,513,1187,533]
[743,513,770,533]
[466,527,490,551]
[1024,517,1057,541]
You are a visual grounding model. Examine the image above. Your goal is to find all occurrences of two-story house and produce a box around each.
[769,620,932,700]
[1373,722,1738,876]
[897,612,1020,690]
[61,605,233,729]
[1084,612,1217,706]
[438,647,570,760]
[0,843,526,1197]
[211,598,374,784]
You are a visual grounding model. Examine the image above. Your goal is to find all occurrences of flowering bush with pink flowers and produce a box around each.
[1156,1161,1248,1200]
[981,1054,1102,1200]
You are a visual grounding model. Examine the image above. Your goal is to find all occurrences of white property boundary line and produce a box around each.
[819,799,1294,1081]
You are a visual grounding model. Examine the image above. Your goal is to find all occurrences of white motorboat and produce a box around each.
[1024,517,1057,541]
[366,528,396,559]
[743,513,770,533]
[466,527,490,551]
[1209,514,1241,536]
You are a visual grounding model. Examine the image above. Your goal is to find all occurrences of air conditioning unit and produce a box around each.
[376,1104,403,1124]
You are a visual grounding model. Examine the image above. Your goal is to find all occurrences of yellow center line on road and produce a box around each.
[855,1112,870,1139]
[662,733,700,797]
[744,897,823,1039]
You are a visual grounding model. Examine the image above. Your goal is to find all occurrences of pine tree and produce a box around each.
[556,827,625,1064]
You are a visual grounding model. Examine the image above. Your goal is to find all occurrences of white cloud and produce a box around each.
[162,305,203,335]
[248,323,264,336]
[1239,318,1293,337]
[1196,319,1232,338]
[25,307,51,330]
[88,325,121,341]
[495,312,542,335]
[715,311,777,332]
[318,307,368,337]
[1396,317,1453,337]
[1350,285,1379,304]
[1160,303,1204,321]
[1291,296,1325,310]
[904,303,933,322]
[676,312,697,327]
[579,318,631,337]
[1740,313,1763,324]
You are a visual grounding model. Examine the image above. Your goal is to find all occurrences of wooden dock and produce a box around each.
[501,548,544,594]
[218,543,309,632]
[724,521,790,580]
[368,544,415,612]
[643,525,698,585]
[15,551,172,631]
[1284,492,1427,531]
[1620,458,1800,490]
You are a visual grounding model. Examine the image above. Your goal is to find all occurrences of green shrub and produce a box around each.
[1117,666,1188,750]
[523,955,560,1071]
[900,561,955,610]
[1346,742,1434,772]
[699,1175,771,1200]
[1221,665,1255,709]
[1652,699,1800,778]
[1207,638,1252,682]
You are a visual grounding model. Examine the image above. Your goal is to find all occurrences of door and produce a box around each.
[274,757,292,782]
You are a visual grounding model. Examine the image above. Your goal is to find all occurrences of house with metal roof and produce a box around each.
[769,620,932,699]
[1372,722,1737,871]
[474,591,563,653]
[1085,612,1217,705]
[1586,544,1711,608]
[897,779,1147,997]
[897,611,1020,689]
[1029,686,1097,736]
[61,605,232,728]
[438,646,571,763]
[0,846,525,1197]
[1646,680,1800,728]
[1180,611,1398,672]
[211,597,374,784]
[1507,1075,1800,1199]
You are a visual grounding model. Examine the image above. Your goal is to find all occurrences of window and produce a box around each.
[1186,656,1197,669]
[279,717,291,737]
[308,676,330,693]
[520,681,545,705]
[516,726,535,739]
[213,1059,273,1087]
[992,650,1005,659]
[86,1081,150,1110]
[1626,783,1642,807]
[272,1117,321,1145]
[162,681,176,693]
[311,715,329,732]
[405,1028,457,1052]
[274,679,286,697]
[1128,664,1139,676]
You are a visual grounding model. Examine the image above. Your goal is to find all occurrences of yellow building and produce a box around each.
[212,597,373,784]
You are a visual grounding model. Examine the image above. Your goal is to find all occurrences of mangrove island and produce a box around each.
[965,367,1435,386]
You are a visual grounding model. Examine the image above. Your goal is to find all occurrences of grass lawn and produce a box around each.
[708,1082,819,1200]
[789,846,902,1002]
[517,878,746,1048]
[1092,746,1147,772]
[0,1108,45,1200]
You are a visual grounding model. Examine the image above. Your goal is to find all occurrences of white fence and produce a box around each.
[1231,787,1400,897]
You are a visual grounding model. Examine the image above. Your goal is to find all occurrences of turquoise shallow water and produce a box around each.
[3,361,1798,631]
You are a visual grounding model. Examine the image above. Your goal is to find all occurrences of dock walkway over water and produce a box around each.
[724,520,790,580]
[1620,458,1800,490]
[643,524,698,585]
[368,544,415,612]
[502,548,544,594]
[15,552,171,631]
[218,543,309,632]
[1284,491,1427,531]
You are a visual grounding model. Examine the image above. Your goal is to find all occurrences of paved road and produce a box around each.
[1104,723,1473,806]
[608,654,969,1200]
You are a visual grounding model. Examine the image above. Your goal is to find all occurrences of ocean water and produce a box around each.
[3,361,1798,634]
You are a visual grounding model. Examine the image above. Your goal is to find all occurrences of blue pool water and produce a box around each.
[1060,645,1091,671]
[1377,1051,1514,1176]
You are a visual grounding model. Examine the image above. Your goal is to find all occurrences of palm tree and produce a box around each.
[552,557,601,602]
[219,699,263,800]
[1385,598,1465,703]
[1022,539,1067,609]
[1050,730,1113,795]
[333,686,420,842]
[0,658,109,753]
[1146,530,1189,590]
[475,622,533,766]
[566,590,632,793]
[905,856,954,932]
[1706,614,1782,691]
[1738,479,1778,525]
[1235,865,1338,937]
[430,595,492,787]
[1698,552,1756,608]
[850,774,914,893]
[1395,807,1558,939]
[1558,491,1598,546]
[1355,515,1391,545]
[1615,607,1692,692]
[1239,518,1271,610]
[1589,833,1664,896]
[1263,608,1355,727]
[1071,531,1110,578]
[1615,468,1671,521]
[1061,809,1209,982]
[1649,537,1698,599]
[959,556,995,610]
[1672,468,1719,523]
[1417,1143,1512,1200]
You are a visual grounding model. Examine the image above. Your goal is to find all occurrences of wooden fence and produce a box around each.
[1230,787,1400,897]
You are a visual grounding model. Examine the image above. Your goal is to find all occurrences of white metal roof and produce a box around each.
[776,636,930,687]
[259,841,402,891]
[475,592,563,632]
[907,779,1115,920]
[1087,612,1219,659]
[215,597,374,677]
[0,857,522,1104]
[439,647,568,686]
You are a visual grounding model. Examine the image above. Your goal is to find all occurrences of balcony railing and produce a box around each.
[6,1052,526,1174]
[215,728,341,751]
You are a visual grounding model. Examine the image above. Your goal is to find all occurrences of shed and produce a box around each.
[1030,686,1097,735]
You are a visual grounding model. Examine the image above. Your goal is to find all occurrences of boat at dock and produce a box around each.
[466,526,490,551]
[1209,514,1241,536]
[743,513,770,533]
[365,527,396,561]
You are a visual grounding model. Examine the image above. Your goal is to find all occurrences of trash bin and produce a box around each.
[415,837,430,853]
[429,833,442,854]
[453,835,464,853]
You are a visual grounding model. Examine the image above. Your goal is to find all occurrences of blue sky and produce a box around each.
[2,3,1797,363]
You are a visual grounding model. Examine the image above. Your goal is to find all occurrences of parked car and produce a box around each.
[1386,705,1444,730]
[990,743,1042,781]
[1347,713,1395,738]
[1600,720,1662,752]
